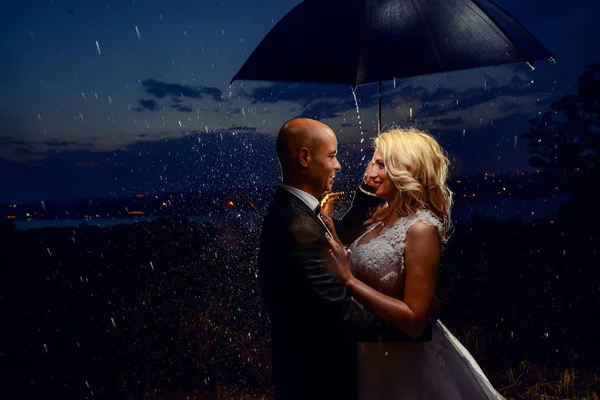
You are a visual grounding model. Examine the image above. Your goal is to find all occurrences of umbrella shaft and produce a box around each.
[378,81,382,135]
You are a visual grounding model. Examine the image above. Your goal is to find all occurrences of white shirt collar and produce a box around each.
[280,184,320,212]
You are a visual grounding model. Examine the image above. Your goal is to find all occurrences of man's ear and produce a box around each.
[298,147,311,168]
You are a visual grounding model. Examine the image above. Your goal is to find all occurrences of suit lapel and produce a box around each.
[277,188,331,236]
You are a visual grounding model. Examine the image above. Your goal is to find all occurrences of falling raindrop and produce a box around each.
[95,40,101,55]
[514,135,518,148]
[135,25,140,39]
[351,88,364,152]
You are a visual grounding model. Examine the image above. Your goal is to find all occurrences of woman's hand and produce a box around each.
[320,212,342,246]
[324,233,353,285]
[358,161,379,197]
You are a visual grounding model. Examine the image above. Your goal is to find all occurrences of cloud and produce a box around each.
[241,82,379,120]
[296,98,358,120]
[137,99,159,112]
[0,137,34,147]
[244,82,351,106]
[170,104,193,112]
[225,125,259,133]
[140,79,224,102]
[238,66,549,125]
[14,147,33,155]
[434,117,464,127]
[42,140,94,147]
[386,71,554,131]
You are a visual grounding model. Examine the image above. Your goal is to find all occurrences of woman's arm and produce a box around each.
[325,221,441,338]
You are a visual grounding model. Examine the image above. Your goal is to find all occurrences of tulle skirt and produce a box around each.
[357,320,505,400]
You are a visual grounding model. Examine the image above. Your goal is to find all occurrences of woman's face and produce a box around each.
[366,150,396,201]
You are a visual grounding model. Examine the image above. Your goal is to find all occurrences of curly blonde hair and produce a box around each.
[365,127,454,240]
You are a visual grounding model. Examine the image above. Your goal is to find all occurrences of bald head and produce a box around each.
[276,118,335,173]
[275,118,341,198]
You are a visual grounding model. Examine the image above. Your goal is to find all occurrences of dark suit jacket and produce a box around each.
[258,186,431,400]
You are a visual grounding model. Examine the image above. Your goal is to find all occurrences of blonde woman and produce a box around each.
[323,128,505,399]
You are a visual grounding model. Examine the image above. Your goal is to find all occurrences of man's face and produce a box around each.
[309,131,341,198]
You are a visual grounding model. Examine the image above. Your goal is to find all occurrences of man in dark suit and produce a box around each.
[258,118,431,400]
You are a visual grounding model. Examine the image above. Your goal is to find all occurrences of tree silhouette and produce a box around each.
[522,63,600,196]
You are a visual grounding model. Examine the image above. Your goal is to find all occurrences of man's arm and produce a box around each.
[334,183,384,246]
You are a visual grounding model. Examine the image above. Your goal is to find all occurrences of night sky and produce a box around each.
[1,0,599,203]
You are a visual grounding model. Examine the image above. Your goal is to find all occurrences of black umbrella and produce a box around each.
[231,0,554,133]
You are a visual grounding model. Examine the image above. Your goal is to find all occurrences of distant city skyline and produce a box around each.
[2,0,599,203]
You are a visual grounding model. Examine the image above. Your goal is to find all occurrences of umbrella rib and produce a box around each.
[410,0,443,66]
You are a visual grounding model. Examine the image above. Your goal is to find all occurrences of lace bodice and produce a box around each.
[348,210,443,295]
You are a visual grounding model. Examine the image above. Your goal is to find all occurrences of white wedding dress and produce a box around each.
[348,210,505,400]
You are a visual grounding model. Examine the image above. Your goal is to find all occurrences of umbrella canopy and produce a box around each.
[232,0,554,86]
[232,0,554,131]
